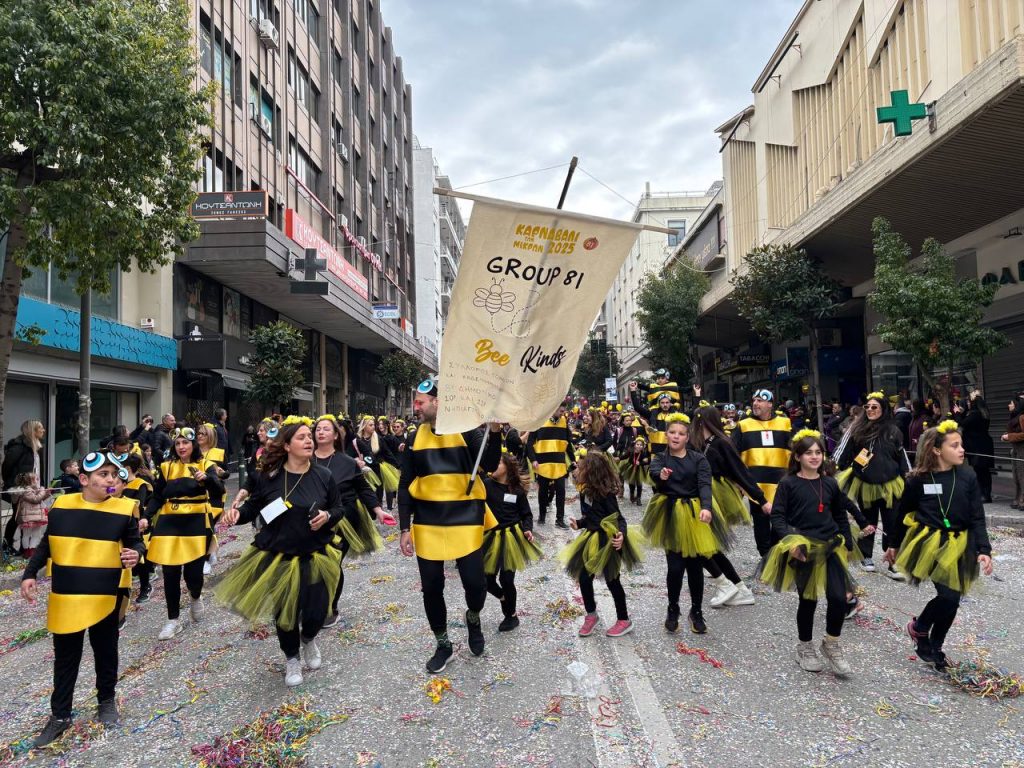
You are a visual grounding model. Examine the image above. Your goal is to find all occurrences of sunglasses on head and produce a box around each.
[172,427,196,441]
[81,451,130,481]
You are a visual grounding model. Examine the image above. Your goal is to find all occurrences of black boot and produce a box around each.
[664,603,680,633]
[689,607,707,635]
[34,717,73,747]
[555,516,569,529]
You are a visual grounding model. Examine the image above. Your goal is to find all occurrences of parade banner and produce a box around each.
[436,193,643,434]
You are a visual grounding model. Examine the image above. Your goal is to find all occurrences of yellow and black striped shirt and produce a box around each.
[733,416,793,503]
[528,416,576,479]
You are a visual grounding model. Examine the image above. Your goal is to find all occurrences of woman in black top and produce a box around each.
[351,416,400,502]
[886,421,993,671]
[691,406,769,609]
[835,392,907,576]
[762,431,856,678]
[645,414,717,635]
[957,392,993,503]
[481,454,541,632]
[615,412,645,454]
[313,414,395,628]
[219,417,349,688]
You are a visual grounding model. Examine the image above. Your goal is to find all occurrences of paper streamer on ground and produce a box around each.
[436,193,641,433]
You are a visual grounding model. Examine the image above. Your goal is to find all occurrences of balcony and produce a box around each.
[440,246,457,282]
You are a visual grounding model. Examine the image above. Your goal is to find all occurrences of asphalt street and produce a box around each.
[0,487,1021,768]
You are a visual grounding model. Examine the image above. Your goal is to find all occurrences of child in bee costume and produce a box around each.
[761,431,857,677]
[886,421,994,671]
[144,427,224,642]
[21,451,144,746]
[527,403,576,528]
[619,436,651,505]
[482,454,541,632]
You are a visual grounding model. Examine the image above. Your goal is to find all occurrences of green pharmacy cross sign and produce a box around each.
[876,90,927,136]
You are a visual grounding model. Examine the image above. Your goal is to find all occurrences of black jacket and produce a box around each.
[770,474,853,548]
[2,436,38,503]
[150,425,173,460]
[959,409,994,471]
[836,421,906,484]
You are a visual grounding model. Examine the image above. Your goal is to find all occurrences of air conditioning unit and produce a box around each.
[258,18,279,50]
[248,102,259,121]
[336,143,349,162]
[259,113,273,138]
[339,214,349,228]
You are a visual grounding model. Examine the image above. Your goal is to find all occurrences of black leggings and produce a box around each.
[537,477,566,521]
[915,582,961,650]
[417,549,487,634]
[578,567,628,620]
[703,552,742,583]
[51,608,119,718]
[795,555,847,641]
[486,569,518,615]
[857,498,895,558]
[666,551,704,609]
[752,501,777,556]
[163,557,205,620]
[629,482,643,502]
[276,560,329,658]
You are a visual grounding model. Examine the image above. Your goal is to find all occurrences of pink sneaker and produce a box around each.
[605,620,633,638]
[579,614,600,637]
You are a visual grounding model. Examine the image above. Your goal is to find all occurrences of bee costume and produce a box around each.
[398,377,501,669]
[22,454,144,731]
[892,422,992,668]
[144,431,224,624]
[527,412,576,525]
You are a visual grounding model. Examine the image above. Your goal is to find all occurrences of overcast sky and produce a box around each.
[386,0,799,220]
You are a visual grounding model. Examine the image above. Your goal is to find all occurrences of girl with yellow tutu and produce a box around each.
[218,418,349,688]
[350,415,401,500]
[619,436,651,505]
[761,430,856,677]
[885,421,994,671]
[560,452,643,638]
[482,454,542,632]
[313,414,396,628]
[835,391,907,577]
[690,406,766,609]
[644,413,717,635]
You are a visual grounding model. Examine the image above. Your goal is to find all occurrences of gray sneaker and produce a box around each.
[284,657,304,687]
[795,640,824,672]
[190,596,205,623]
[820,637,852,677]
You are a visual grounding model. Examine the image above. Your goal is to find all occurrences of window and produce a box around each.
[666,219,687,247]
[288,136,321,196]
[202,14,242,107]
[199,20,213,75]
[332,47,344,88]
[296,0,319,42]
[331,118,344,147]
[11,243,119,321]
[288,49,318,117]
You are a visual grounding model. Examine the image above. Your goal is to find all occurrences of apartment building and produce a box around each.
[177,0,433,432]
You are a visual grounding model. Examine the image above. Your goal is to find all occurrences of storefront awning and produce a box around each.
[213,368,251,391]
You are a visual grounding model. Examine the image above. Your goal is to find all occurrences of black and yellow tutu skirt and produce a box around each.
[618,459,651,488]
[761,534,854,601]
[379,461,401,493]
[712,477,751,527]
[836,468,904,509]
[559,513,644,582]
[641,495,730,556]
[482,524,543,574]
[332,500,384,558]
[215,546,341,630]
[894,514,978,593]
[362,467,381,491]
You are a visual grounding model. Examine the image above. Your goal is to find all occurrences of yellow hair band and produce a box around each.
[281,415,313,427]
[867,391,885,401]
[315,414,338,424]
[936,419,959,434]
[664,413,690,425]
[791,428,822,444]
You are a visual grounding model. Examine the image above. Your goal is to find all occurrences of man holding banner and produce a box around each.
[398,377,502,673]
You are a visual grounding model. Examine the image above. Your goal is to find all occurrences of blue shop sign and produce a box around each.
[16,297,177,370]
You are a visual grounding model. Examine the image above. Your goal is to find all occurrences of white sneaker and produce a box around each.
[709,577,739,608]
[190,596,205,622]
[284,657,304,687]
[861,558,876,573]
[209,551,219,566]
[202,561,212,576]
[302,637,322,670]
[157,619,183,641]
[795,640,824,672]
[885,565,907,582]
[820,637,852,677]
[724,582,755,606]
